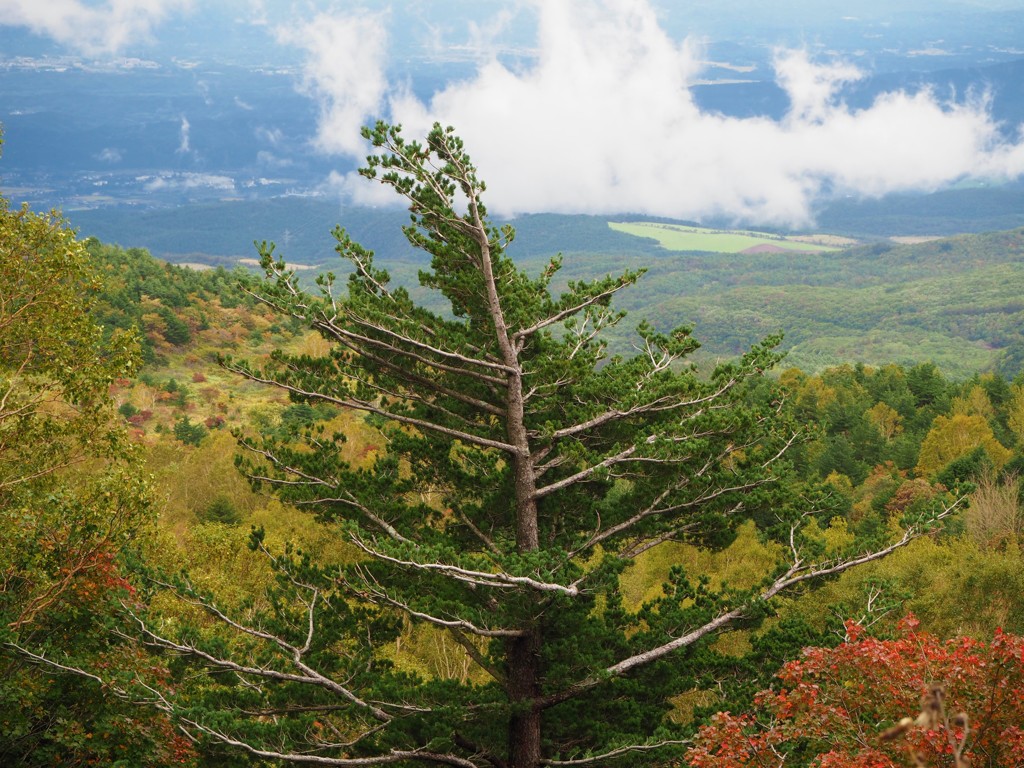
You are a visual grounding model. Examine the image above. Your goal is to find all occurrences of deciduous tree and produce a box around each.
[687,616,1024,768]
[916,413,1011,478]
[0,176,193,765]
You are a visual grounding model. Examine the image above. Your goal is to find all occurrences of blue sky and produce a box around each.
[2,0,1024,223]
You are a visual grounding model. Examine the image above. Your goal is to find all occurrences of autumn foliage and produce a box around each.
[687,616,1024,768]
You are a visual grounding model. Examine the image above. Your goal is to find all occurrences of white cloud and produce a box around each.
[0,0,192,55]
[176,115,192,154]
[196,79,213,106]
[144,172,235,192]
[295,0,1024,226]
[256,150,292,169]
[255,126,284,146]
[277,10,390,157]
[96,147,122,163]
[773,49,863,123]
[242,0,268,27]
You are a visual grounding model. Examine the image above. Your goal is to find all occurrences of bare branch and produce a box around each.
[291,497,411,545]
[544,401,670,441]
[762,429,802,468]
[512,280,635,341]
[543,497,964,709]
[350,537,579,597]
[448,627,507,686]
[325,311,513,378]
[5,643,109,688]
[454,508,503,555]
[549,380,737,442]
[126,606,392,723]
[179,718,481,768]
[344,568,526,639]
[541,740,690,766]
[759,502,962,601]
[224,362,521,456]
[617,519,706,560]
[568,442,774,558]
[533,443,643,499]
[348,250,396,304]
[236,438,411,543]
[318,318,509,410]
[236,438,337,487]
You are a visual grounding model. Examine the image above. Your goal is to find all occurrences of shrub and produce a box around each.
[198,495,241,525]
[172,416,207,446]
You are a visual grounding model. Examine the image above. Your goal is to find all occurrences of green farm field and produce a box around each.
[608,221,843,253]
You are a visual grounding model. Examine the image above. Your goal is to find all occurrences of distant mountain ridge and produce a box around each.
[67,186,1024,270]
[68,202,668,268]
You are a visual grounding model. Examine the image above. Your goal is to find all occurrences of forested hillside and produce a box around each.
[4,127,1024,767]
[571,227,1024,377]
[71,200,1024,379]
[83,237,1024,641]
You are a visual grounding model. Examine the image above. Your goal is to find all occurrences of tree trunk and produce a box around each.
[507,378,541,765]
[507,629,542,768]
[483,207,543,764]
[513,454,540,551]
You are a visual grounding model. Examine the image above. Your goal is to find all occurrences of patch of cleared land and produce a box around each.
[238,257,319,271]
[889,236,944,245]
[787,234,860,247]
[608,222,841,254]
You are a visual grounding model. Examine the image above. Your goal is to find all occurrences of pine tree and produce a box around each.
[136,123,958,768]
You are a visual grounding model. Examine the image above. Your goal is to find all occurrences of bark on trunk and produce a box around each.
[508,376,541,765]
[507,629,542,768]
[508,399,541,766]
[513,453,540,551]
[470,201,544,768]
